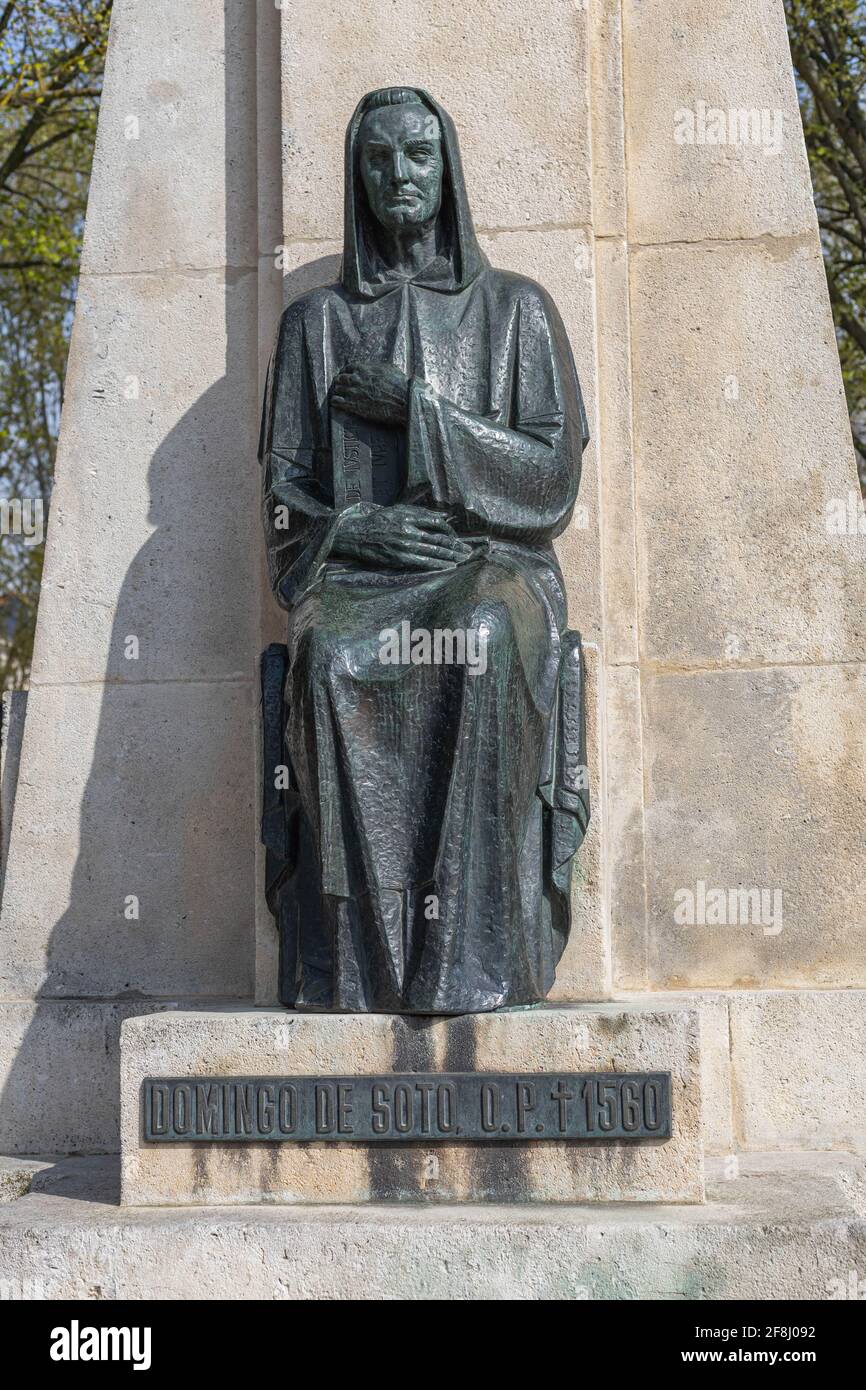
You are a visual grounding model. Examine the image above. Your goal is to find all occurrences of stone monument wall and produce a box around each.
[0,0,862,1158]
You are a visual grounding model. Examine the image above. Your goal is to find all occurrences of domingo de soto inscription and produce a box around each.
[143,1073,672,1144]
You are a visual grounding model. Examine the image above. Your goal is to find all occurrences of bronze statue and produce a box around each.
[260,87,590,1013]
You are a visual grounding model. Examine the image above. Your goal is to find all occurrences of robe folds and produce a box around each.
[259,89,590,1013]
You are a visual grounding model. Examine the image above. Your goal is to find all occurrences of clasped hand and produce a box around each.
[333,505,473,571]
[331,360,410,426]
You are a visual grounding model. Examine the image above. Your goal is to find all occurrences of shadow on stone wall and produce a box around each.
[0,1,278,1159]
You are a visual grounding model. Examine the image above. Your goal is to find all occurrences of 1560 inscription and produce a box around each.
[143,1073,671,1144]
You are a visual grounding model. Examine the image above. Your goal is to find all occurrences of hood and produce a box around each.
[341,87,488,300]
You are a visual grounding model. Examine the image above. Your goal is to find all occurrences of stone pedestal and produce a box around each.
[120,1004,704,1206]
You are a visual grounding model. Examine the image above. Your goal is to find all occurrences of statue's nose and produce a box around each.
[390,151,409,182]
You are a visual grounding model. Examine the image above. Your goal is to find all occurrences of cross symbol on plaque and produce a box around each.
[550,1080,574,1130]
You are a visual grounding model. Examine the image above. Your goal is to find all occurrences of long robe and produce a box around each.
[260,90,589,1013]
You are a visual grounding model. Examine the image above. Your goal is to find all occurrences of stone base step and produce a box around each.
[0,1154,51,1204]
[120,1005,704,1206]
[0,1152,864,1300]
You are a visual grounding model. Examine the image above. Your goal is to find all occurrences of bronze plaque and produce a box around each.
[142,1072,672,1143]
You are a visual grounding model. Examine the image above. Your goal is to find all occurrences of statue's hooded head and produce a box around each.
[342,87,488,300]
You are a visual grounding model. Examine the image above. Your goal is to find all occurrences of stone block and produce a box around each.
[689,993,734,1157]
[80,0,257,275]
[0,681,255,1000]
[630,239,865,668]
[120,1004,704,1205]
[0,692,27,897]
[642,663,866,990]
[729,990,866,1152]
[623,0,816,244]
[0,1000,180,1154]
[621,992,734,1156]
[280,0,592,240]
[589,0,627,239]
[594,236,638,666]
[29,268,259,687]
[606,665,647,990]
[255,0,284,268]
[0,1156,49,1204]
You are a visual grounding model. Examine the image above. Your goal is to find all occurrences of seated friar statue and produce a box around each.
[259,86,590,1014]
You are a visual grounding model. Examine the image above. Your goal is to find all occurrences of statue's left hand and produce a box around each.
[331,361,410,425]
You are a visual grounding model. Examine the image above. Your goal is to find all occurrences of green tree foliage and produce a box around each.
[0,0,111,687]
[785,0,866,491]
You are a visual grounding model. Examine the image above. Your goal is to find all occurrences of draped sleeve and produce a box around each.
[259,297,365,608]
[405,282,588,543]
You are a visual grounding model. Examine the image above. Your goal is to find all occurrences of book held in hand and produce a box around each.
[330,407,405,509]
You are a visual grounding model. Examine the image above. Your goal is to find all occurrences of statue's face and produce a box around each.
[359,104,443,232]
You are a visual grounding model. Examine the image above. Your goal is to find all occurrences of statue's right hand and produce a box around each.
[332,505,473,570]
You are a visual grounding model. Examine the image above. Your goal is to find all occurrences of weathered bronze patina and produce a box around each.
[260,88,590,1013]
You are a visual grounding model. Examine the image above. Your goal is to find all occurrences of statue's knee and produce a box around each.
[297,625,344,687]
[462,598,513,659]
